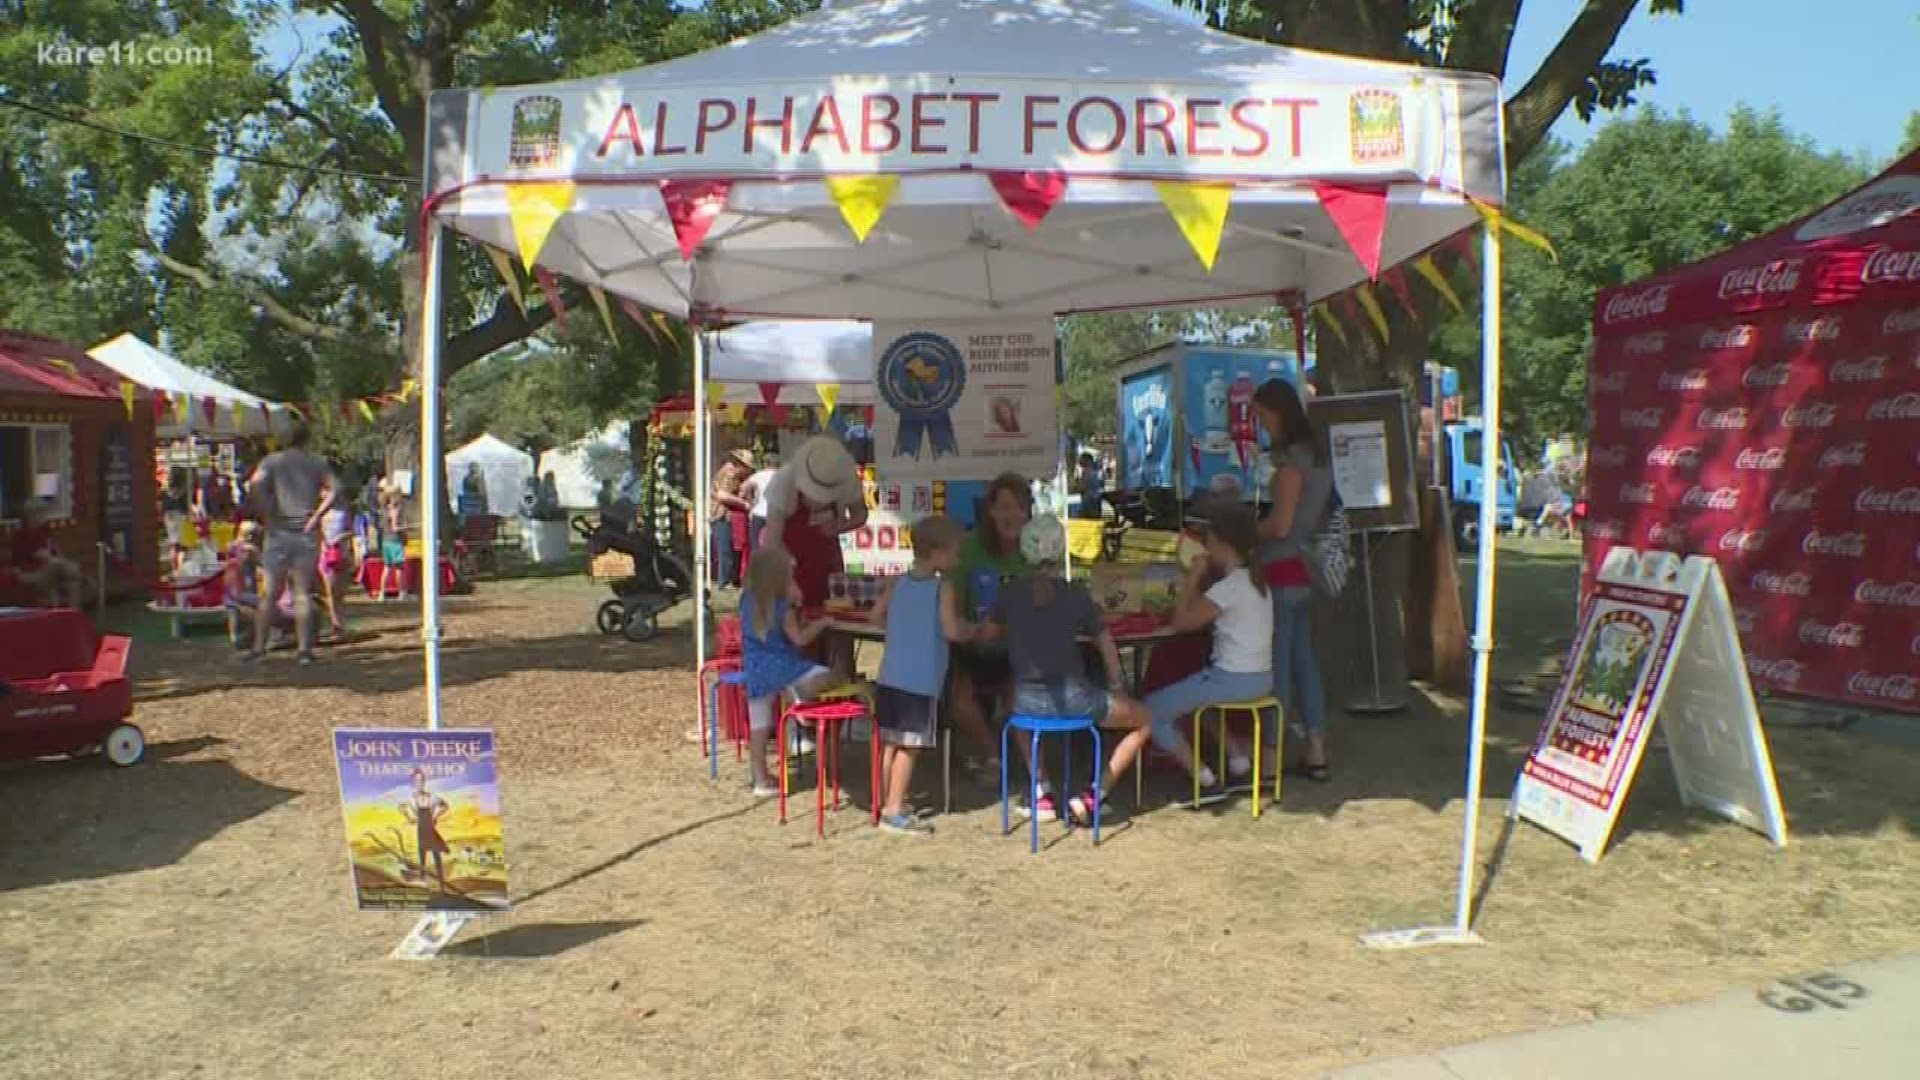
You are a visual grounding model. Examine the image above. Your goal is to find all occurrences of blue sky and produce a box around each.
[262,0,1914,162]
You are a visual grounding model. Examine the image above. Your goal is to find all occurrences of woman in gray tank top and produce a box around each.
[1253,379,1332,780]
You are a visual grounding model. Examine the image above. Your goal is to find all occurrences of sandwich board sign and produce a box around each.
[1512,548,1788,863]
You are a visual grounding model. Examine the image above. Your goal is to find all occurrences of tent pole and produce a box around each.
[1454,222,1503,935]
[693,325,709,747]
[1359,221,1500,951]
[417,218,447,733]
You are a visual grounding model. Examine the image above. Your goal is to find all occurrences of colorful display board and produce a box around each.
[841,474,946,575]
[1585,302,1920,715]
[1513,548,1788,862]
[871,318,1058,483]
[332,729,509,912]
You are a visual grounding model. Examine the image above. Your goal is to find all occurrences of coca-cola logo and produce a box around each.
[1855,486,1920,514]
[1829,356,1886,383]
[1619,482,1657,505]
[1750,570,1812,596]
[1770,487,1816,512]
[1747,657,1805,687]
[1846,671,1919,702]
[1783,316,1843,343]
[1801,529,1867,558]
[1681,485,1739,510]
[1717,260,1802,301]
[1621,407,1666,429]
[1819,442,1867,468]
[1780,402,1837,428]
[1695,407,1749,430]
[1866,391,1920,420]
[1861,246,1920,285]
[1734,446,1787,470]
[1853,579,1920,607]
[1646,523,1689,549]
[1741,362,1793,389]
[1586,520,1624,541]
[1883,307,1920,336]
[1645,445,1702,469]
[1602,284,1672,325]
[1590,445,1628,469]
[1699,325,1757,350]
[1658,368,1711,392]
[1591,371,1629,395]
[1794,175,1920,242]
[1799,619,1866,648]
[1623,331,1668,357]
[1718,528,1769,552]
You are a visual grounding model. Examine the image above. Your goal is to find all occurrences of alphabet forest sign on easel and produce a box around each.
[1512,548,1789,863]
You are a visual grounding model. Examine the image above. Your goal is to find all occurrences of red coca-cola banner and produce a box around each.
[1585,303,1920,715]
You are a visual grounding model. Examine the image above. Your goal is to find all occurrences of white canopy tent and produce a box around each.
[88,333,292,440]
[446,434,534,514]
[415,0,1509,946]
[536,422,632,509]
[707,320,874,406]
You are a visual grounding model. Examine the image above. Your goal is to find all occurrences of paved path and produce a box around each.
[1326,951,1920,1080]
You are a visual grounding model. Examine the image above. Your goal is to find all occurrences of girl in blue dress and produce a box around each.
[740,545,840,796]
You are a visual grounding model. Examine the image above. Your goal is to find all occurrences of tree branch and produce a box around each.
[444,288,561,373]
[269,77,405,177]
[150,248,373,348]
[1503,0,1640,163]
[336,0,420,160]
[1444,0,1525,77]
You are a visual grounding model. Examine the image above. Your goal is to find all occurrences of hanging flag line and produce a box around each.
[121,378,423,434]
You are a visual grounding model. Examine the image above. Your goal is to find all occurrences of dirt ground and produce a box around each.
[3,544,1918,1080]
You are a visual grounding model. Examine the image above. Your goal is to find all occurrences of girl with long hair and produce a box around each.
[738,545,841,796]
[1252,379,1334,780]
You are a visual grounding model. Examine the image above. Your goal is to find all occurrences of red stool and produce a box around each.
[777,699,878,838]
[716,615,742,659]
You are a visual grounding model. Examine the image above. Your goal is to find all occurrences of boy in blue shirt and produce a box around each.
[870,515,979,835]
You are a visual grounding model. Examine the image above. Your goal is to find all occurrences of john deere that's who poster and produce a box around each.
[333,728,510,912]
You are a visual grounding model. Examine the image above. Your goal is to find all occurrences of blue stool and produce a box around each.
[709,670,748,779]
[1000,713,1103,853]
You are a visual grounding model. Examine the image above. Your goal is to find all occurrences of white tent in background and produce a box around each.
[88,333,291,440]
[445,434,534,514]
[536,422,631,509]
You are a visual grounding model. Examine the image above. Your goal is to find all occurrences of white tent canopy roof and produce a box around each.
[446,433,535,513]
[706,320,874,405]
[423,0,1503,322]
[88,333,290,439]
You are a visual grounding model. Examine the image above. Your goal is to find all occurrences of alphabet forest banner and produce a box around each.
[333,729,509,912]
[871,318,1058,483]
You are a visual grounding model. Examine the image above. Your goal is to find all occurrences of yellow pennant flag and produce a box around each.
[1153,181,1234,271]
[825,175,899,242]
[174,393,191,424]
[398,378,418,403]
[704,380,728,412]
[231,399,246,431]
[505,180,577,272]
[1356,283,1392,343]
[587,286,619,340]
[357,399,378,423]
[1412,254,1466,316]
[650,311,676,345]
[1471,200,1556,260]
[1313,303,1350,351]
[46,357,76,373]
[485,246,525,313]
[120,381,136,419]
[815,383,840,415]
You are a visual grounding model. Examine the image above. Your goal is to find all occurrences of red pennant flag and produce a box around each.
[989,170,1067,232]
[202,396,219,428]
[151,390,168,423]
[533,267,568,328]
[1311,182,1390,279]
[660,179,731,260]
[259,403,273,429]
[757,382,782,408]
[1382,267,1424,329]
[618,297,662,347]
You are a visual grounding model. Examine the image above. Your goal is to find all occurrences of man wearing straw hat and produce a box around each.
[710,446,755,588]
[759,435,868,615]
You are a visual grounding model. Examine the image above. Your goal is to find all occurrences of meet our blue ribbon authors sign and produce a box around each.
[871,317,1058,483]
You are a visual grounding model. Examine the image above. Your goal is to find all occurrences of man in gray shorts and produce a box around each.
[244,421,336,664]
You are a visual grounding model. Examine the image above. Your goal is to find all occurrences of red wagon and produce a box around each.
[0,607,142,767]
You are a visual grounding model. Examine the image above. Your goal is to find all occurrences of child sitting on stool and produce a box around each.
[869,515,980,835]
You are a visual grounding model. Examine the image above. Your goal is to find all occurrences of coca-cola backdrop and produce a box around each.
[1585,304,1920,714]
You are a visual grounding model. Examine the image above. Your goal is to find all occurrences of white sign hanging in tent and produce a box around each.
[871,318,1058,483]
[1512,548,1789,863]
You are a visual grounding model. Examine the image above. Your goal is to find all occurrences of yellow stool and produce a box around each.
[1193,696,1284,817]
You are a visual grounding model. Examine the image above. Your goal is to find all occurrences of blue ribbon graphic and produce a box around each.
[877,331,966,462]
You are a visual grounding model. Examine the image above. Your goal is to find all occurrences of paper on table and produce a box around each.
[1329,419,1391,510]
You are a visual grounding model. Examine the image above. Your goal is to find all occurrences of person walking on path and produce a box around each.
[243,420,336,665]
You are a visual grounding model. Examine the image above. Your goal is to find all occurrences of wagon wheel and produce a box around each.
[596,599,626,636]
[622,608,659,642]
[103,723,146,767]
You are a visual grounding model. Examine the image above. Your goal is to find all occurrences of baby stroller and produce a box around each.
[574,504,699,642]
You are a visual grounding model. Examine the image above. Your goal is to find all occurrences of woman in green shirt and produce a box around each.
[948,474,1036,801]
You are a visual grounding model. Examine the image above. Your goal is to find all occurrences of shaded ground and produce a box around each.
[2,540,1917,1080]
